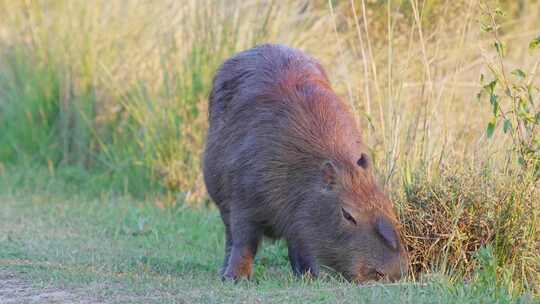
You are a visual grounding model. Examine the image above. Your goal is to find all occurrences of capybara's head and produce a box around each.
[306,154,408,283]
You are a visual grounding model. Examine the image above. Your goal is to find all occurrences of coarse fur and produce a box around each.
[203,44,408,282]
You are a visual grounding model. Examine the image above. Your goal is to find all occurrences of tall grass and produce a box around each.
[0,0,538,296]
[326,0,540,295]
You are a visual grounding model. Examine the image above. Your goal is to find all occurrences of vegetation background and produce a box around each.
[0,0,538,302]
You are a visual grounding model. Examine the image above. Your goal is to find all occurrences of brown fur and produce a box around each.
[203,44,408,282]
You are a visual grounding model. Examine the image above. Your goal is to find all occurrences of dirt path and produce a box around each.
[0,271,102,304]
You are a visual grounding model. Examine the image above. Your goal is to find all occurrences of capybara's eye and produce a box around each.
[357,153,369,169]
[341,208,357,225]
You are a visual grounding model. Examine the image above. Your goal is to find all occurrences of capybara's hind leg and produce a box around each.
[287,242,319,277]
[222,217,262,281]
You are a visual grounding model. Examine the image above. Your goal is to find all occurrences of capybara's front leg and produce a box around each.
[288,242,319,277]
[222,222,261,281]
[218,208,233,276]
[220,224,233,276]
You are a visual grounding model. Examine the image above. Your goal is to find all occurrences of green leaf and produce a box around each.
[518,98,529,112]
[484,79,497,94]
[486,121,496,139]
[518,156,526,167]
[494,41,504,56]
[530,36,540,51]
[525,113,535,123]
[503,119,512,133]
[490,94,498,105]
[511,69,526,79]
[535,112,540,124]
[481,24,493,33]
[490,95,499,115]
[495,8,504,16]
[480,73,484,83]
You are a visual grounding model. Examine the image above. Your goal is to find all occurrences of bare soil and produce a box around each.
[0,271,102,304]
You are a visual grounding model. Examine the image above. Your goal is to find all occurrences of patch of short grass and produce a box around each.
[0,172,536,303]
[0,0,539,289]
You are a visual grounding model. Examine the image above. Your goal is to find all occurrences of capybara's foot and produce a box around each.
[221,246,254,281]
[219,245,232,277]
[288,243,319,277]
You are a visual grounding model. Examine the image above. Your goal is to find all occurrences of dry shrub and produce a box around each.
[399,165,539,293]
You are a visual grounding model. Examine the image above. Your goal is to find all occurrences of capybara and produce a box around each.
[203,44,408,282]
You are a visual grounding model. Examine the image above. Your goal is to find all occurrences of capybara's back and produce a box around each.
[203,44,407,282]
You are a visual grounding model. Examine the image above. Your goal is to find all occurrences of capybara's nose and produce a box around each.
[386,270,401,282]
[381,254,408,282]
[377,268,399,282]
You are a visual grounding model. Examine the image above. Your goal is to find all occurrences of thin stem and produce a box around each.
[350,0,372,137]
[327,0,354,110]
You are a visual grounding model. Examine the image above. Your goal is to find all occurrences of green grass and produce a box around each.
[0,169,537,303]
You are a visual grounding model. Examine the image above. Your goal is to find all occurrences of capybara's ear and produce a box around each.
[357,153,369,169]
[321,160,337,191]
[376,217,398,250]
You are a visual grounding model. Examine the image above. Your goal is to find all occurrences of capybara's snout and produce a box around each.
[382,251,408,282]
